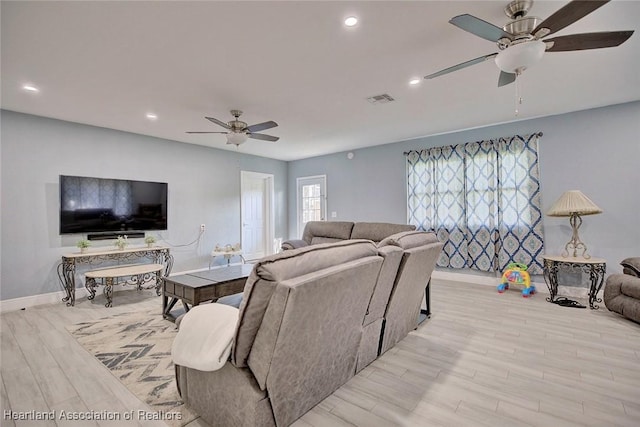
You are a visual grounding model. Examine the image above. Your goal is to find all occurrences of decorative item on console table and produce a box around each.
[114,235,129,251]
[144,235,156,248]
[76,239,91,254]
[57,246,173,307]
[209,243,245,269]
[546,190,602,259]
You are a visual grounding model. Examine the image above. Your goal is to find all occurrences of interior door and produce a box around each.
[241,171,274,260]
[297,175,327,236]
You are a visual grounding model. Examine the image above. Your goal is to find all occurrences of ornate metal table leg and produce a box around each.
[543,259,559,303]
[57,258,77,306]
[104,277,114,308]
[136,273,145,291]
[85,277,97,300]
[588,263,606,309]
[155,270,162,296]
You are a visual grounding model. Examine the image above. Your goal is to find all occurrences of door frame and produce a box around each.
[240,170,275,259]
[296,174,327,237]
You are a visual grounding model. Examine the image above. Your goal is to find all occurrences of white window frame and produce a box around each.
[296,175,327,237]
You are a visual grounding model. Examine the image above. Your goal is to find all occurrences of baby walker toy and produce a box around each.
[497,262,536,297]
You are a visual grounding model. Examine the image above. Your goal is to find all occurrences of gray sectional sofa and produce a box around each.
[173,231,442,427]
[281,220,416,250]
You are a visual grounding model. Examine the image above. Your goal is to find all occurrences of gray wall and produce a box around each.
[0,110,288,300]
[288,101,640,274]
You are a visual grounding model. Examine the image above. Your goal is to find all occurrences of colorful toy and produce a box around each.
[497,262,535,298]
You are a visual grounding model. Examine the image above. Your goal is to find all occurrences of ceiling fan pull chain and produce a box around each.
[514,71,522,116]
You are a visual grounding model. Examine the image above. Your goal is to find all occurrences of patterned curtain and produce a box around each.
[406,133,544,274]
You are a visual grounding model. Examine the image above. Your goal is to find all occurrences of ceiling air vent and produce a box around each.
[366,94,395,104]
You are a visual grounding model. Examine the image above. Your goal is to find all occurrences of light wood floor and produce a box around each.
[2,280,640,427]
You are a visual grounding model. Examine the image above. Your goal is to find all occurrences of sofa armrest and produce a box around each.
[621,257,640,277]
[171,303,239,371]
[281,239,309,251]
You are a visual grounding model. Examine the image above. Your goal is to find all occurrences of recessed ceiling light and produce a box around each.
[22,84,39,93]
[344,16,358,27]
[146,113,158,120]
[409,78,421,86]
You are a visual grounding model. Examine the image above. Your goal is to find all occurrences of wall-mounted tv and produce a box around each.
[60,175,168,235]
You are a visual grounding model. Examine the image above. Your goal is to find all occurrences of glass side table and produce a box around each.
[542,255,606,309]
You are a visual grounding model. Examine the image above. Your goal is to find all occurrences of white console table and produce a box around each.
[57,246,173,306]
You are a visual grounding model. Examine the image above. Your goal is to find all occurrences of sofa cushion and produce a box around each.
[280,239,308,251]
[363,245,403,326]
[621,257,640,277]
[232,239,378,367]
[350,222,416,242]
[310,236,344,245]
[301,221,354,244]
[378,230,440,249]
[621,280,640,299]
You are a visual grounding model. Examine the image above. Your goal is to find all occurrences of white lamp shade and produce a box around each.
[547,190,603,217]
[495,40,546,73]
[226,132,248,146]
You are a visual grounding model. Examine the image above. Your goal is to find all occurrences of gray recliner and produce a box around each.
[604,257,640,323]
[175,240,385,427]
[378,231,444,355]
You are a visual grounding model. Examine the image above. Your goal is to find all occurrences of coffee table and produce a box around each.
[162,263,253,321]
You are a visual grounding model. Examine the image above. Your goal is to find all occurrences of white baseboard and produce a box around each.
[0,285,144,314]
[0,290,73,313]
[1,264,594,313]
[432,270,500,287]
[432,270,550,295]
[432,269,600,298]
[0,264,244,314]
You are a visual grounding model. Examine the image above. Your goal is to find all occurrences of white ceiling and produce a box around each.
[2,1,639,161]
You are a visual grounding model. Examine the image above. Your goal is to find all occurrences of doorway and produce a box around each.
[296,175,327,236]
[241,171,274,261]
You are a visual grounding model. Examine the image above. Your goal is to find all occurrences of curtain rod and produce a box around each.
[403,132,544,155]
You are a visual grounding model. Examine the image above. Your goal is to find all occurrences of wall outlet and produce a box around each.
[331,211,337,218]
[200,224,206,232]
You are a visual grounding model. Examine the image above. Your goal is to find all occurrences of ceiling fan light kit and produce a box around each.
[494,39,545,74]
[226,132,249,146]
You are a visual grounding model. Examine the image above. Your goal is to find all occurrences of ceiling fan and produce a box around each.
[425,0,634,87]
[187,110,279,146]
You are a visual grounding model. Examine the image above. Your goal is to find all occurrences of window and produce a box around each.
[406,134,544,274]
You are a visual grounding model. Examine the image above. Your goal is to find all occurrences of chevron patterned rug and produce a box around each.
[67,310,198,426]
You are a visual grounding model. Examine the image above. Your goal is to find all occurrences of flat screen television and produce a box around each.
[60,175,168,234]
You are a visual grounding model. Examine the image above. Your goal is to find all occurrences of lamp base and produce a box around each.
[562,213,590,259]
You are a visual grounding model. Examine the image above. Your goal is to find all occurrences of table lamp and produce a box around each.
[547,190,602,259]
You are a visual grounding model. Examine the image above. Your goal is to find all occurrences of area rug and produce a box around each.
[66,310,198,427]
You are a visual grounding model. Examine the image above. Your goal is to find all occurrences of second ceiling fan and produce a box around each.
[187,110,279,146]
[425,0,634,87]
